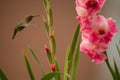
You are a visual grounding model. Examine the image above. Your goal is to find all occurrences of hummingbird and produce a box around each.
[12,15,39,39]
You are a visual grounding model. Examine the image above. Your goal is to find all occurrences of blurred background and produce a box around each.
[0,0,120,80]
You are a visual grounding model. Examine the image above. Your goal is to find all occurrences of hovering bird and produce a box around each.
[12,15,39,39]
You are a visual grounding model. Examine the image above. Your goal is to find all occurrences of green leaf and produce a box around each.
[43,0,50,13]
[64,23,80,80]
[43,0,55,56]
[68,23,80,63]
[46,49,53,64]
[55,60,61,80]
[50,34,56,55]
[23,51,35,80]
[48,8,53,26]
[43,0,47,11]
[42,16,50,36]
[113,59,120,80]
[0,69,8,80]
[40,72,61,80]
[116,44,120,56]
[42,16,55,56]
[104,51,116,80]
[43,0,53,26]
[43,0,55,55]
[71,38,80,80]
[41,72,70,80]
[29,48,45,76]
[29,48,40,63]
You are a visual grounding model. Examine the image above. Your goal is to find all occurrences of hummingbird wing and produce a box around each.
[12,24,25,39]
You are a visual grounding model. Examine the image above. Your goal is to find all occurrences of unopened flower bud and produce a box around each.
[50,34,54,38]
[50,64,56,72]
[44,45,49,53]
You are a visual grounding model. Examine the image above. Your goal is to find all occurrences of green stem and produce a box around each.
[104,52,116,80]
[105,59,115,79]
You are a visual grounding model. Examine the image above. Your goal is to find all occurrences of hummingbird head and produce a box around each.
[25,15,40,23]
[25,16,34,23]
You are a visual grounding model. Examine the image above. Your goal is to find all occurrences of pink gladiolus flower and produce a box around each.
[80,15,117,63]
[80,34,107,64]
[80,15,117,44]
[75,0,105,18]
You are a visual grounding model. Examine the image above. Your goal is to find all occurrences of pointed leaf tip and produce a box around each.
[116,44,120,56]
[64,23,80,80]
[0,69,8,80]
[29,48,40,63]
[23,51,35,80]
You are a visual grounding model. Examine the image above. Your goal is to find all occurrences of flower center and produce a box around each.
[99,29,105,35]
[86,0,98,8]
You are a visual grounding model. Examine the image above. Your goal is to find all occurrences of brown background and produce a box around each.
[0,0,120,80]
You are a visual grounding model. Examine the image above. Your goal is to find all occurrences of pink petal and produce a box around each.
[107,18,118,34]
[98,0,105,7]
[76,16,81,22]
[92,15,108,30]
[76,0,88,6]
[93,53,107,64]
[80,17,92,33]
[85,50,106,64]
[81,44,107,64]
[75,0,105,17]
[104,32,113,43]
[76,6,87,17]
[80,41,89,52]
[85,0,100,16]
[89,32,100,43]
